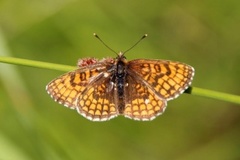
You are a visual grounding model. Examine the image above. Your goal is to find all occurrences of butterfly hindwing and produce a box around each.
[76,74,118,121]
[123,74,167,121]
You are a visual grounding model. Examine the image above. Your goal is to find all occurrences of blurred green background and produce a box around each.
[0,0,240,159]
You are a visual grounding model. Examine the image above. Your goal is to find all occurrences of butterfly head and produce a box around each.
[116,52,127,62]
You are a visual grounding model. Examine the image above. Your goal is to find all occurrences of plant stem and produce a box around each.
[190,87,240,105]
[0,56,239,105]
[0,56,75,72]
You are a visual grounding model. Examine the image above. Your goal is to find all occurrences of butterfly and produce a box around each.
[46,34,194,121]
[46,52,194,121]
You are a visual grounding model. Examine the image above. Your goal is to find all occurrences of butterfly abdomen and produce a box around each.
[116,60,127,113]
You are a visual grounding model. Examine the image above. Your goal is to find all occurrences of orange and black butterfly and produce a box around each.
[46,34,194,121]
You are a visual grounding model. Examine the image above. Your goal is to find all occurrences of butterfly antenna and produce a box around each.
[93,33,118,55]
[123,34,148,55]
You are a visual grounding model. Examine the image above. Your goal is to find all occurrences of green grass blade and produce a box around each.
[0,56,76,72]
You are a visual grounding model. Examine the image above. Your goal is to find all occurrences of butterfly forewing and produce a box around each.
[46,63,109,109]
[47,71,84,109]
[128,59,194,100]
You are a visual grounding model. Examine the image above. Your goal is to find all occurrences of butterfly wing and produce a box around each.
[122,59,194,121]
[76,74,118,121]
[46,65,105,109]
[46,59,118,119]
[128,59,194,100]
[123,74,167,121]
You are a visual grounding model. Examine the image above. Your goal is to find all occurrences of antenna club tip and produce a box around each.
[93,33,98,37]
[141,34,148,39]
